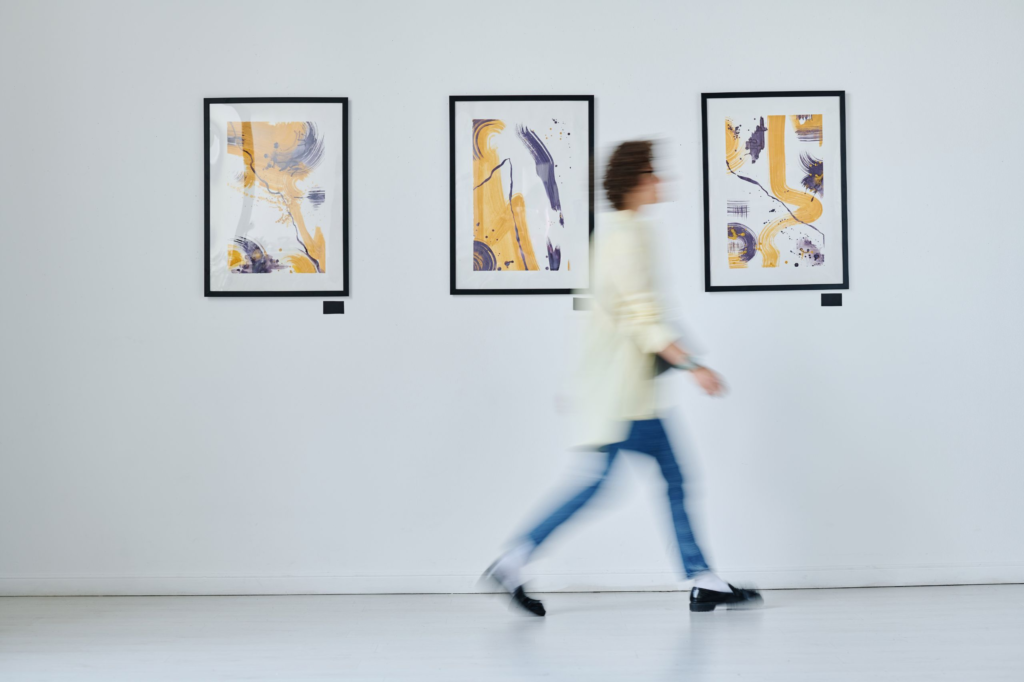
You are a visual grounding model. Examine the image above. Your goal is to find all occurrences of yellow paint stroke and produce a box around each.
[727,225,753,268]
[791,114,823,147]
[725,118,745,173]
[226,121,324,273]
[285,254,317,273]
[227,245,245,270]
[757,115,824,268]
[473,120,539,271]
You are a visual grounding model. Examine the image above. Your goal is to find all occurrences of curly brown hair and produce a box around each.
[603,140,653,211]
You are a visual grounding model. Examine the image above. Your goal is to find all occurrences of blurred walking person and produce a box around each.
[484,140,762,616]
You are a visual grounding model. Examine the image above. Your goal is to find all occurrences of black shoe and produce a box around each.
[689,584,763,612]
[511,586,546,617]
[481,562,546,617]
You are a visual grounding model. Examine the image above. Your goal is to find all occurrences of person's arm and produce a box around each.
[658,341,725,396]
[609,228,725,397]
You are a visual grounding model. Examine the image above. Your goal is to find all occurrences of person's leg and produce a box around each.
[525,446,620,549]
[488,446,620,594]
[632,419,764,611]
[630,419,711,578]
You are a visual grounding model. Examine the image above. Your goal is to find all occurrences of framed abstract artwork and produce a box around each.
[205,97,348,296]
[450,95,594,295]
[701,91,848,292]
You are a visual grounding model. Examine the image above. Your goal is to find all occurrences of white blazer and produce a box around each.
[572,210,677,449]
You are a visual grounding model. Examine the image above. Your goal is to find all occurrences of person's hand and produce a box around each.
[691,366,726,397]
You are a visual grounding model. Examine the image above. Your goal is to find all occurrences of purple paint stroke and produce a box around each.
[269,122,324,174]
[745,117,767,163]
[547,238,561,271]
[226,123,245,150]
[472,119,499,160]
[727,223,757,263]
[800,153,823,196]
[727,201,749,217]
[516,125,564,227]
[473,158,509,191]
[473,240,497,271]
[232,236,286,274]
[307,187,326,208]
[794,115,823,143]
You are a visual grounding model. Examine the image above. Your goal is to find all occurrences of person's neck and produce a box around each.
[620,189,649,212]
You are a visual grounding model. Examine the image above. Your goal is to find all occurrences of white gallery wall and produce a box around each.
[1,0,1022,595]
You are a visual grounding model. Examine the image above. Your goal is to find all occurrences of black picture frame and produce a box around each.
[449,95,595,295]
[701,91,848,292]
[204,97,349,297]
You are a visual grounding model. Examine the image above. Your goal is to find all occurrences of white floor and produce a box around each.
[1,585,1021,681]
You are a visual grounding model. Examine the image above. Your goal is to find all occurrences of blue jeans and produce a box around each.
[524,419,710,578]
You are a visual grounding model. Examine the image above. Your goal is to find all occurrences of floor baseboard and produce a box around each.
[2,564,1023,596]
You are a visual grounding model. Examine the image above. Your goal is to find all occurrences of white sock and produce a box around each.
[693,572,732,593]
[490,541,533,592]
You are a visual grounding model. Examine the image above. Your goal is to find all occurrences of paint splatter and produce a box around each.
[796,236,824,266]
[745,117,767,163]
[725,119,746,172]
